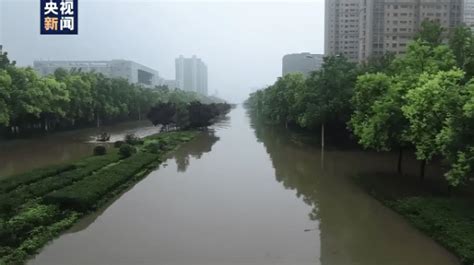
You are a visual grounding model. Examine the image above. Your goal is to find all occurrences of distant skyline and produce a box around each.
[0,0,324,103]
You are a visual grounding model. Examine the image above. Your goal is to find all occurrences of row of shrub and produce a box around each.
[0,164,76,194]
[0,154,121,218]
[44,152,160,211]
[0,131,198,264]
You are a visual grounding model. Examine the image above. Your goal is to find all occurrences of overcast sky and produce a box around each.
[0,0,324,102]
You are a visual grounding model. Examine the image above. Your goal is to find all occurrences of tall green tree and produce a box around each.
[349,73,408,172]
[437,80,474,186]
[0,70,12,125]
[298,55,357,130]
[402,70,465,180]
[449,25,474,81]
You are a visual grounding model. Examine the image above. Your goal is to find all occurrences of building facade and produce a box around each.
[464,0,474,30]
[33,60,164,87]
[282,53,324,77]
[175,55,208,95]
[325,0,464,62]
[325,0,362,62]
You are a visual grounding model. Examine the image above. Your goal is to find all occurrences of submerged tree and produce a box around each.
[350,73,408,173]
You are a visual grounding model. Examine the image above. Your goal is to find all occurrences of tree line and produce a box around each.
[0,52,219,137]
[245,21,474,187]
[147,101,231,131]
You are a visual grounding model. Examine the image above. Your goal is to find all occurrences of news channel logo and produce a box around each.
[40,0,78,35]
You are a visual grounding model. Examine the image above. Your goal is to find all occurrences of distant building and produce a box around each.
[162,79,178,89]
[175,55,208,95]
[325,0,464,62]
[464,0,474,30]
[282,53,324,77]
[33,60,163,87]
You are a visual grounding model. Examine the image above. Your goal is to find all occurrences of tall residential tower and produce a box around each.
[325,0,464,62]
[175,55,208,95]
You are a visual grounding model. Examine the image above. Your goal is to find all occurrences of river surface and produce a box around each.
[27,107,458,265]
[0,121,159,178]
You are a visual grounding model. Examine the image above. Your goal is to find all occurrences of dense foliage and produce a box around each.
[0,54,218,137]
[246,23,474,187]
[147,101,231,130]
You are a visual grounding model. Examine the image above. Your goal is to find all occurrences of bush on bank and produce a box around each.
[93,146,107,156]
[0,131,199,265]
[118,144,136,157]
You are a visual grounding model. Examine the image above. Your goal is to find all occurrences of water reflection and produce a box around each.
[29,107,458,265]
[62,130,220,234]
[0,121,159,178]
[170,130,220,172]
[249,113,459,265]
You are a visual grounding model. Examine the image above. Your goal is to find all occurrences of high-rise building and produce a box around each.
[325,0,362,62]
[175,55,208,95]
[282,53,324,77]
[325,0,463,62]
[463,0,474,30]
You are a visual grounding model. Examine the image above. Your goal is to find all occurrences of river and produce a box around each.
[26,106,458,265]
[0,121,159,178]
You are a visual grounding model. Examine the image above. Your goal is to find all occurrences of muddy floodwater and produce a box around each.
[0,121,159,178]
[26,107,458,265]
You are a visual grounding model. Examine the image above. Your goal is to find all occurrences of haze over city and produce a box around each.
[0,0,324,103]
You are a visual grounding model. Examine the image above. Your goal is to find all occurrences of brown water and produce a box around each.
[28,107,459,265]
[0,121,159,178]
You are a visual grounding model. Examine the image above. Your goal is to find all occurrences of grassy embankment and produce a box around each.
[356,173,474,264]
[0,131,197,265]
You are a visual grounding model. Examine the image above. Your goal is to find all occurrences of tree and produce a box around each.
[449,25,474,81]
[187,101,215,128]
[415,19,444,47]
[359,52,396,74]
[391,40,456,77]
[350,73,408,172]
[298,55,357,146]
[0,70,11,125]
[437,81,474,186]
[402,70,465,180]
[0,51,15,70]
[147,102,176,130]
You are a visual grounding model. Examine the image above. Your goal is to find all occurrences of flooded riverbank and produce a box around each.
[0,121,159,178]
[28,107,459,265]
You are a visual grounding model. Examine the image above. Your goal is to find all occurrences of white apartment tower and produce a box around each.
[175,55,208,95]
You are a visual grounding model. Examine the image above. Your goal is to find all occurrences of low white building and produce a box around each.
[33,60,164,87]
[282,53,324,77]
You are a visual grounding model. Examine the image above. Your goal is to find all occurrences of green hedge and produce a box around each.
[0,204,61,247]
[0,154,120,218]
[390,197,474,264]
[0,165,76,195]
[0,213,79,265]
[45,153,160,211]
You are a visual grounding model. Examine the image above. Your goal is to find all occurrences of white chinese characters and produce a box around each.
[44,0,58,15]
[60,0,74,15]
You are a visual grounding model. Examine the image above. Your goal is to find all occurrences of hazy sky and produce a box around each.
[0,0,324,102]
